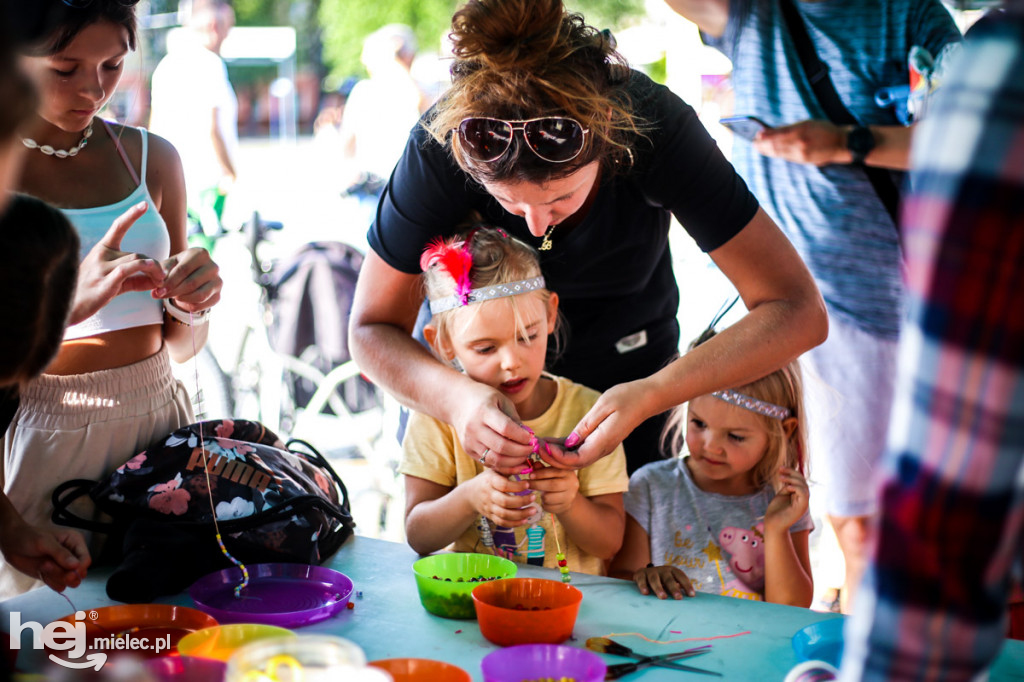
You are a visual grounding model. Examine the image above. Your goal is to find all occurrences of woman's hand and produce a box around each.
[633,564,696,600]
[525,466,579,515]
[468,468,539,528]
[70,201,167,325]
[764,467,810,534]
[543,380,650,470]
[454,382,535,474]
[154,246,222,312]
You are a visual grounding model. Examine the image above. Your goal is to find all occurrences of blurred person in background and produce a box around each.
[665,0,961,613]
[150,0,237,237]
[338,23,429,212]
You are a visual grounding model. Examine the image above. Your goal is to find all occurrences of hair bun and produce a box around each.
[451,0,587,75]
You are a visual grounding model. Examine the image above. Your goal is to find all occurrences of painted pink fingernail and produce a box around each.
[564,432,580,449]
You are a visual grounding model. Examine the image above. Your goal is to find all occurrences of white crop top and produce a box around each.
[62,122,172,340]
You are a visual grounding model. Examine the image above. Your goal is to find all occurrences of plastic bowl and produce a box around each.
[189,563,354,627]
[412,553,517,619]
[792,617,844,668]
[472,577,582,646]
[49,604,218,660]
[145,655,226,682]
[225,635,367,680]
[480,644,606,682]
[177,624,296,662]
[369,657,472,682]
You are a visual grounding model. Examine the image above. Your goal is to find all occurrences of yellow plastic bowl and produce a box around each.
[177,625,295,662]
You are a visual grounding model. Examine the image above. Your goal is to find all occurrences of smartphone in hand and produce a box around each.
[719,115,772,141]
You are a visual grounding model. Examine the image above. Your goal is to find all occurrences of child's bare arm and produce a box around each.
[527,467,625,560]
[763,468,814,606]
[403,471,537,555]
[609,514,697,599]
[608,514,650,579]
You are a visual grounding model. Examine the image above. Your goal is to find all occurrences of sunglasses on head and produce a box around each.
[456,116,590,164]
[60,0,140,7]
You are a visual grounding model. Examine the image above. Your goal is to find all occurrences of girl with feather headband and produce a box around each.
[398,226,628,575]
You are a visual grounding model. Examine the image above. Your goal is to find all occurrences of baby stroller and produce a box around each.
[235,214,384,462]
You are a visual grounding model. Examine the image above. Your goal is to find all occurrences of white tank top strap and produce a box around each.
[100,118,142,187]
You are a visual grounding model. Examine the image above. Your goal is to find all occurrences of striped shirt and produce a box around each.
[839,11,1024,681]
[704,0,960,338]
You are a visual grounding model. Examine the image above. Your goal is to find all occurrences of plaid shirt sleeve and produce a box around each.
[839,12,1024,682]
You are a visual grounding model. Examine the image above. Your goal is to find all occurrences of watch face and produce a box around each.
[847,126,876,162]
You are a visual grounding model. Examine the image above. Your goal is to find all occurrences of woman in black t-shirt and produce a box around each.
[351,0,827,474]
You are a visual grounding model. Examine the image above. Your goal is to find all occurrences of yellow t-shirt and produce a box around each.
[400,374,629,576]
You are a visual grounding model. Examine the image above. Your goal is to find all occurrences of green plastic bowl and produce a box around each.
[412,553,517,619]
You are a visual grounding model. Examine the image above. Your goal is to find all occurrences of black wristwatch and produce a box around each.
[846,125,876,165]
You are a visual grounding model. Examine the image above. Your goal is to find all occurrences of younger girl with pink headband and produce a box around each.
[399,226,628,575]
[610,327,813,605]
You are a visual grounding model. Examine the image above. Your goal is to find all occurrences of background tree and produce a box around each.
[318,0,645,88]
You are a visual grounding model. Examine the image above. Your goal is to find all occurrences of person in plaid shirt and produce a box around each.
[840,5,1024,680]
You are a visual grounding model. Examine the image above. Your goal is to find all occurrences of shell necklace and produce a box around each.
[23,123,93,159]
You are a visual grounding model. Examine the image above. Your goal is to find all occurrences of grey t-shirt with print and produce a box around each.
[624,457,813,600]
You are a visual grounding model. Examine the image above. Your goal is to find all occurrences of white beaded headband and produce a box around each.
[711,389,792,420]
[428,276,546,314]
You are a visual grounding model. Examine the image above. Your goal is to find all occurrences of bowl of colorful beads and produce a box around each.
[412,553,518,619]
[472,577,583,646]
[480,644,606,682]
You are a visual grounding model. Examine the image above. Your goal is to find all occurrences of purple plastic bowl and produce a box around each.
[480,644,607,682]
[144,655,226,682]
[188,563,354,628]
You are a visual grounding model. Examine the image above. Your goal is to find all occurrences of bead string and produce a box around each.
[188,309,249,597]
[22,123,93,159]
[521,425,571,583]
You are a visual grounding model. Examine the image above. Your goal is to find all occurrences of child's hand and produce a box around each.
[469,468,541,527]
[523,466,579,515]
[764,467,810,533]
[633,564,696,600]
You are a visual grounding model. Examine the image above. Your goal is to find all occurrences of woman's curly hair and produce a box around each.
[425,0,645,185]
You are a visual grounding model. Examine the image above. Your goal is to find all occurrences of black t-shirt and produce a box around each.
[367,71,759,392]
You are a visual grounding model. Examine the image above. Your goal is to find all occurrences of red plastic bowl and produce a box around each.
[472,577,582,646]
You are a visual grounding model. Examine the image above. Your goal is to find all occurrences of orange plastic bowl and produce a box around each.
[369,657,472,682]
[472,577,583,646]
[49,604,218,660]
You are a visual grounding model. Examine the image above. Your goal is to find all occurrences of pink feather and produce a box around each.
[420,238,474,304]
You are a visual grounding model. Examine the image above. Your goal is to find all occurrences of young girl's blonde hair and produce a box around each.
[663,330,808,491]
[422,226,562,362]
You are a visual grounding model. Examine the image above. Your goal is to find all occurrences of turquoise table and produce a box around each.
[4,535,1024,680]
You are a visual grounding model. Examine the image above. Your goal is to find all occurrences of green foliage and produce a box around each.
[318,0,645,88]
[319,0,456,86]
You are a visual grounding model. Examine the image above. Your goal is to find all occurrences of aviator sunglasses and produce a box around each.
[456,116,590,163]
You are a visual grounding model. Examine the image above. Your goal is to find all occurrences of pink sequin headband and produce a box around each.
[711,389,792,420]
[420,230,545,314]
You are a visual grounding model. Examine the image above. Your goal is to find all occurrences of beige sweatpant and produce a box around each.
[0,346,193,599]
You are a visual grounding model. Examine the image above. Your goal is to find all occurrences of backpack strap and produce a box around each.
[777,0,902,230]
[51,479,117,533]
